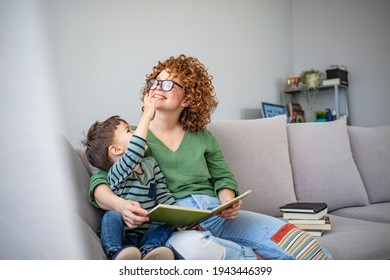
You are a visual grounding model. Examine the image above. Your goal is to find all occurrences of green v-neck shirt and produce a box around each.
[89,129,238,207]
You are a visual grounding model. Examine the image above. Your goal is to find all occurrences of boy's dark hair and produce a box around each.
[82,115,128,171]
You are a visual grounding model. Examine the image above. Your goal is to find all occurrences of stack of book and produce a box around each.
[322,78,348,87]
[279,202,331,237]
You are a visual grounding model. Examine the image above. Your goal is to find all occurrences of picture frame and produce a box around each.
[261,102,288,118]
[286,76,300,90]
[287,102,306,123]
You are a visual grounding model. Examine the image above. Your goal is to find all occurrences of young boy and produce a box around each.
[83,93,175,260]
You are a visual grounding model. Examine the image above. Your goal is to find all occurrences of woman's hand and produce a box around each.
[217,188,242,220]
[94,184,149,229]
[118,199,149,229]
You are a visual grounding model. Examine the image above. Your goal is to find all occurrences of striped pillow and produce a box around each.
[271,224,329,260]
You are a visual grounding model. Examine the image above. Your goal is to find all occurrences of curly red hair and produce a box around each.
[140,54,218,132]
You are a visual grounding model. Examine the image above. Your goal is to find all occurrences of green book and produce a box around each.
[147,190,252,229]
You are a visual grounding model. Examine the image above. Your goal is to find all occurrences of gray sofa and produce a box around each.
[65,115,390,259]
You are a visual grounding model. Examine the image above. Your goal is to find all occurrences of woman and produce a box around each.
[89,54,333,260]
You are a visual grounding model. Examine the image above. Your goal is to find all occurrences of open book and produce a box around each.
[147,190,252,229]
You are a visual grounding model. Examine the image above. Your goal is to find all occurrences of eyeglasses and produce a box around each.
[146,78,184,92]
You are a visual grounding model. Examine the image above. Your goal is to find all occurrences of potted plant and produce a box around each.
[315,111,328,122]
[299,69,324,118]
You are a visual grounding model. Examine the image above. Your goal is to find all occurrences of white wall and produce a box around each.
[43,0,390,147]
[45,0,293,147]
[1,0,87,259]
[292,0,390,125]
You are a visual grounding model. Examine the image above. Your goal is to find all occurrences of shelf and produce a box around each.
[284,84,348,94]
[281,84,350,124]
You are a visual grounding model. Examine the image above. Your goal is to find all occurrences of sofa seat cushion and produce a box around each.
[315,214,390,259]
[330,202,390,223]
[347,125,390,203]
[287,119,369,211]
[207,115,296,217]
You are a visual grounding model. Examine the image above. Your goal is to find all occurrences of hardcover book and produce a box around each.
[322,78,349,87]
[147,190,252,228]
[282,208,328,220]
[279,202,327,213]
[293,217,331,231]
[288,216,328,225]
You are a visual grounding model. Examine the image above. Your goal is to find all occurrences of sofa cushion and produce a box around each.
[61,135,104,234]
[287,119,369,211]
[207,115,296,217]
[76,216,106,259]
[315,214,390,259]
[347,125,390,203]
[330,202,390,223]
[76,148,99,176]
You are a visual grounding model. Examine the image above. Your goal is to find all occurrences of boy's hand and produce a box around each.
[143,92,160,121]
[135,92,161,139]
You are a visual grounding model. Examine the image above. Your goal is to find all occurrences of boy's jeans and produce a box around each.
[100,210,174,259]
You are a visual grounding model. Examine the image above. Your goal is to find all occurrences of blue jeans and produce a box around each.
[166,195,333,260]
[100,210,174,259]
